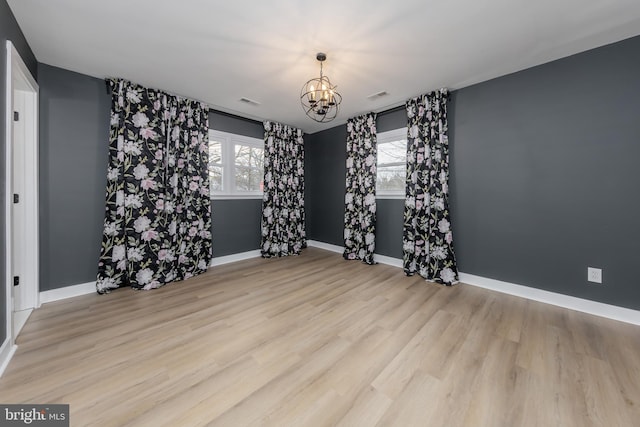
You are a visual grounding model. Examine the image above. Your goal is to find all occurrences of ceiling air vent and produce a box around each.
[367,91,388,100]
[239,97,260,106]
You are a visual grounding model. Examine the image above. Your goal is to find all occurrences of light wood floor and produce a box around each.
[1,248,639,426]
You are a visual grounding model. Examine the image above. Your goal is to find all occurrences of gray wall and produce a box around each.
[305,125,347,247]
[1,0,38,343]
[211,198,262,257]
[38,67,265,291]
[450,35,640,310]
[305,35,640,310]
[38,64,111,291]
[209,111,263,139]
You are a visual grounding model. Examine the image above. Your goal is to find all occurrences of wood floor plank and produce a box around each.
[375,369,441,427]
[371,309,455,399]
[334,386,392,427]
[0,247,638,426]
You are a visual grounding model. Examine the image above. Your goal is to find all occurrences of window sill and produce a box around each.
[376,194,405,200]
[211,194,264,200]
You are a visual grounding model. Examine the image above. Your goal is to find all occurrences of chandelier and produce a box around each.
[300,53,342,123]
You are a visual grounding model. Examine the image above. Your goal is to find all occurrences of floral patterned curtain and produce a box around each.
[343,112,377,264]
[403,89,458,285]
[261,121,306,257]
[96,79,212,294]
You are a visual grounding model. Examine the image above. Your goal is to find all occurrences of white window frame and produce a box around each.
[376,128,407,199]
[209,129,264,199]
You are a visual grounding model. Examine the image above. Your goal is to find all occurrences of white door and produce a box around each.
[11,91,29,337]
[12,90,28,311]
[5,41,39,341]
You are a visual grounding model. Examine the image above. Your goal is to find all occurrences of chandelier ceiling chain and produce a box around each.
[300,52,342,123]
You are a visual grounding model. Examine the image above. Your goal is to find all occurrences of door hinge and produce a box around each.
[13,194,19,204]
[13,276,19,286]
[13,111,19,121]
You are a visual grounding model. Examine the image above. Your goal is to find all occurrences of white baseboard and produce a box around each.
[210,250,262,267]
[374,254,403,268]
[37,251,264,305]
[459,273,640,326]
[0,338,17,378]
[307,240,403,268]
[40,281,96,304]
[308,240,640,326]
[307,240,342,254]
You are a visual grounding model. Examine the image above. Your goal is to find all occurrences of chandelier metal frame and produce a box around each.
[300,53,342,123]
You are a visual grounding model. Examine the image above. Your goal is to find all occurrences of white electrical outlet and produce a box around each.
[587,267,602,284]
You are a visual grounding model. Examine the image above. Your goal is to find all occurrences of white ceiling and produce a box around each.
[8,0,640,134]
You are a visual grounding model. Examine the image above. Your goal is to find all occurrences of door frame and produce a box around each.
[3,40,39,352]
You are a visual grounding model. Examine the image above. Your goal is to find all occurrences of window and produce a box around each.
[376,128,407,198]
[208,130,264,198]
